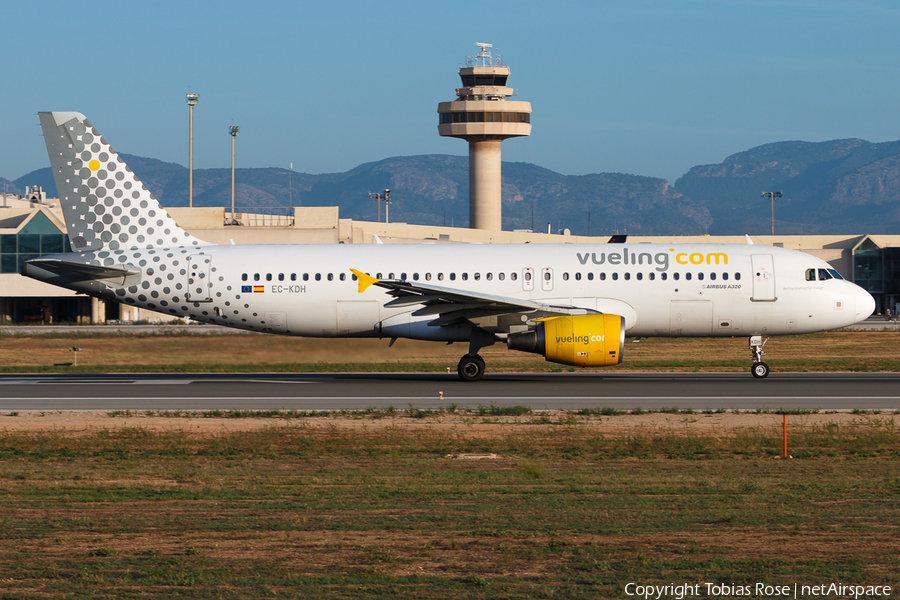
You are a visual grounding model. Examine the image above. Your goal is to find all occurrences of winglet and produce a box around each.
[745,234,754,245]
[350,268,379,293]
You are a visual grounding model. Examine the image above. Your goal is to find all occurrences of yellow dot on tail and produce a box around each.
[88,159,100,171]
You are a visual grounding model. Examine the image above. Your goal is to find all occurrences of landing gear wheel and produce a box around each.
[751,362,770,379]
[457,354,486,382]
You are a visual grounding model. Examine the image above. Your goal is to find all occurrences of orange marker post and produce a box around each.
[783,415,787,458]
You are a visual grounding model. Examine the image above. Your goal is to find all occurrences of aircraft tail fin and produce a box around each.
[38,112,206,252]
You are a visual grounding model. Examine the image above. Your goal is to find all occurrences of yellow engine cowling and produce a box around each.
[507,314,625,367]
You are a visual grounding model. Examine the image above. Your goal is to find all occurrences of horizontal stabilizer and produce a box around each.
[22,258,140,283]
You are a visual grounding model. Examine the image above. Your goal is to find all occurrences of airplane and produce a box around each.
[24,112,876,381]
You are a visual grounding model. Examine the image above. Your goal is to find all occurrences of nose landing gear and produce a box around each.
[749,335,770,378]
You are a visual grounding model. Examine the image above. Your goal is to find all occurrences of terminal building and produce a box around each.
[2,193,899,324]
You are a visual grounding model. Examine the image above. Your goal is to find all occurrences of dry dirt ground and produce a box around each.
[2,410,894,437]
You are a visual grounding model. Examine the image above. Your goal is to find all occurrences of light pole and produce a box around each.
[367,189,391,223]
[761,191,783,235]
[230,125,240,220]
[186,93,199,207]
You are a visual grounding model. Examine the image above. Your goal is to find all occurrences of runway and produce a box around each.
[0,372,898,412]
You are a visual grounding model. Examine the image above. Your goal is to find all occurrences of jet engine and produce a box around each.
[506,314,625,367]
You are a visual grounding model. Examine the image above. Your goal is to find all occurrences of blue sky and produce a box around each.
[3,0,900,185]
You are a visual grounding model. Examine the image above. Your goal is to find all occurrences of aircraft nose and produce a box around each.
[855,286,876,321]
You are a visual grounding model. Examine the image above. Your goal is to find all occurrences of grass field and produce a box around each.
[2,329,900,373]
[0,413,897,598]
[1,329,898,597]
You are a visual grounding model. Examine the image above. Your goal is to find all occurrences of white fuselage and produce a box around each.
[53,242,874,341]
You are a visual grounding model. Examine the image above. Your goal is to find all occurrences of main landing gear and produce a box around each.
[749,335,770,379]
[456,327,496,382]
[457,354,486,382]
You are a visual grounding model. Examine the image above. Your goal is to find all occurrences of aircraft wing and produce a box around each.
[350,268,594,326]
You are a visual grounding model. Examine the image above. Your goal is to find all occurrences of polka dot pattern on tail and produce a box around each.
[40,113,204,254]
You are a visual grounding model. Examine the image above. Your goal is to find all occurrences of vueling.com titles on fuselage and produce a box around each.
[575,249,729,272]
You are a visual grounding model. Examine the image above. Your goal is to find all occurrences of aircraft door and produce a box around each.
[186,255,212,302]
[541,267,554,291]
[522,268,534,291]
[751,254,777,302]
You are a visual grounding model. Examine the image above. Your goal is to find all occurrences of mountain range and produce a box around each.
[5,138,900,235]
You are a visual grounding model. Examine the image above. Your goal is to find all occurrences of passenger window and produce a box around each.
[474,273,480,280]
[697,273,703,281]
[588,272,594,281]
[818,269,833,281]
[315,273,321,281]
[486,273,492,281]
[266,274,272,281]
[806,269,817,282]
[563,273,570,281]
[649,272,655,281]
[673,273,680,281]
[661,273,667,281]
[511,272,517,281]
[544,272,551,281]
[575,272,581,281]
[450,273,456,281]
[254,273,260,281]
[637,272,643,281]
[600,273,606,281]
[685,273,692,281]
[425,273,432,281]
[389,273,395,279]
[438,273,444,281]
[351,274,358,281]
[401,273,407,280]
[462,273,469,281]
[413,273,419,281]
[377,273,383,279]
[612,273,618,281]
[624,273,630,281]
[278,273,284,281]
[710,273,716,281]
[722,272,728,281]
[303,273,309,281]
[498,273,504,281]
[242,273,248,281]
[327,273,334,281]
[340,273,346,281]
[291,274,296,281]
[735,273,741,280]
[524,272,531,281]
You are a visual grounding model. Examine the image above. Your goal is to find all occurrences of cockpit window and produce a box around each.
[805,268,816,282]
[828,269,844,280]
[818,269,833,281]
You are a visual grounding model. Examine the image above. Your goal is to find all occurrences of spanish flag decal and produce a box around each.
[253,286,265,293]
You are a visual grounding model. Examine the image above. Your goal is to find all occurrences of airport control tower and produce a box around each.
[438,43,531,230]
